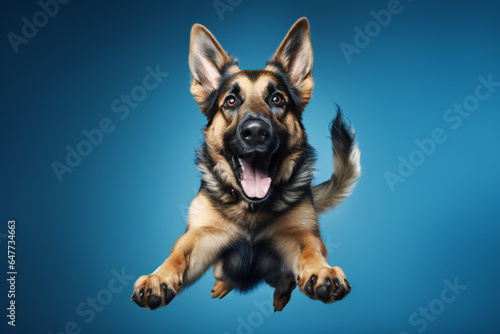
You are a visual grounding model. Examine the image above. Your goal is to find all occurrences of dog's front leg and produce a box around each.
[294,233,351,303]
[273,199,352,305]
[132,192,236,310]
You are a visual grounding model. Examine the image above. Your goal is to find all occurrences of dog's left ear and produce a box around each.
[271,18,313,109]
[189,24,236,113]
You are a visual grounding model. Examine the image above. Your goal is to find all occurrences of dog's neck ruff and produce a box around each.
[196,144,317,214]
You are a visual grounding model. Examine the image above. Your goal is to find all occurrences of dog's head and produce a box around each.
[190,18,314,208]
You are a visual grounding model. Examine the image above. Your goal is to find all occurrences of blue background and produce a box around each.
[2,0,500,333]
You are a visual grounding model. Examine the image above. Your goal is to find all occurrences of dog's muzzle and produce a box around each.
[233,113,278,201]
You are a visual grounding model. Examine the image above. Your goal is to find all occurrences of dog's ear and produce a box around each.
[271,18,313,109]
[189,24,236,113]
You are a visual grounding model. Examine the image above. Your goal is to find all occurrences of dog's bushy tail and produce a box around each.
[312,109,361,214]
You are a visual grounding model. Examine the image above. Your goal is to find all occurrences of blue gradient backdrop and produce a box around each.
[2,0,500,333]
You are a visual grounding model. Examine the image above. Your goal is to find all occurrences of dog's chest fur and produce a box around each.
[220,232,285,291]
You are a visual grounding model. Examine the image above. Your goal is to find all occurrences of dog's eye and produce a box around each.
[271,93,284,107]
[224,95,238,108]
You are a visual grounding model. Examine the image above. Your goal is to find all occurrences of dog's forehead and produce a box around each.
[228,70,282,95]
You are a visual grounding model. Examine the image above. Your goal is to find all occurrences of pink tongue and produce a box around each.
[240,157,271,199]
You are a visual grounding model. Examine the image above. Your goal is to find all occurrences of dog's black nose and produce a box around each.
[240,119,271,146]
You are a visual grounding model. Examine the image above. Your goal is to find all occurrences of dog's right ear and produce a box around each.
[189,24,236,113]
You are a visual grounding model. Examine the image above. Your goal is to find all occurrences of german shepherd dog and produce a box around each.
[132,17,361,311]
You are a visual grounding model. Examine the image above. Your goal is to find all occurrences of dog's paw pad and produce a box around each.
[316,277,331,301]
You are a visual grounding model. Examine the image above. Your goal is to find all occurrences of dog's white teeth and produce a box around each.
[238,157,245,171]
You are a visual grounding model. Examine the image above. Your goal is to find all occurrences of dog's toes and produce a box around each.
[131,290,145,307]
[146,289,162,310]
[304,275,316,296]
[331,277,350,301]
[328,267,351,302]
[162,283,175,305]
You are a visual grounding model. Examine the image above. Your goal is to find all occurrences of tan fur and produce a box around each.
[211,280,232,299]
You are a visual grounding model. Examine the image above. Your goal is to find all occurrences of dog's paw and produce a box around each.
[131,273,182,310]
[273,289,293,312]
[298,265,351,303]
[211,280,232,299]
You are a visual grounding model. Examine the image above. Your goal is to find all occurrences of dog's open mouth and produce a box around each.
[234,154,273,200]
